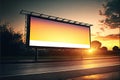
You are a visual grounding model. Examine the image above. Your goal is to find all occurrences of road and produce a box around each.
[0,56,120,80]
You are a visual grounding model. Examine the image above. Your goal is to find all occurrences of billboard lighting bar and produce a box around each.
[74,21,80,24]
[56,17,63,21]
[32,12,41,16]
[40,14,49,18]
[20,10,93,26]
[48,16,58,20]
[85,23,92,26]
[63,19,70,22]
[69,20,75,24]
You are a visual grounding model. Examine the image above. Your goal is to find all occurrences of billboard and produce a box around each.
[27,15,91,48]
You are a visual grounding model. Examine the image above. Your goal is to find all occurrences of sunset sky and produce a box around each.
[0,0,119,50]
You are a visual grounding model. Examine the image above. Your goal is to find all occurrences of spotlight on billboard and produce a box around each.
[26,14,92,49]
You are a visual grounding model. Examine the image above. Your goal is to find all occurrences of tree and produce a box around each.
[112,46,119,51]
[91,40,102,49]
[101,46,108,51]
[0,23,23,56]
[100,0,120,29]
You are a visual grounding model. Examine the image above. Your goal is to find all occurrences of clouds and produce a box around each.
[91,28,120,50]
[93,34,119,41]
[100,27,105,32]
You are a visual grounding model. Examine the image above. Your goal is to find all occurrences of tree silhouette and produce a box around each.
[0,23,23,56]
[91,40,102,49]
[112,46,119,51]
[100,0,120,29]
[101,46,108,51]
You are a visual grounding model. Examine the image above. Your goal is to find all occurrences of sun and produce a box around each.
[88,48,95,53]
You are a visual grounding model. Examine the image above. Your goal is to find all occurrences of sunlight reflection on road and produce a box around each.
[67,71,120,80]
[2,57,119,77]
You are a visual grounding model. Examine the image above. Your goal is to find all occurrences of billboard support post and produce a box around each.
[35,48,38,62]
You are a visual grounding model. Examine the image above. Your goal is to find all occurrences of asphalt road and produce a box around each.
[0,56,120,80]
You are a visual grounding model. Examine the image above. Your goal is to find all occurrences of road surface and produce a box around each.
[0,56,120,80]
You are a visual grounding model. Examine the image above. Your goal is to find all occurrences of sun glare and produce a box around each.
[88,48,95,53]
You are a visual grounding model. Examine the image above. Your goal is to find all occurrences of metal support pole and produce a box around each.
[35,48,38,62]
[119,26,120,49]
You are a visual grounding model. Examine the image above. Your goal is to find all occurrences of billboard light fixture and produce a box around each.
[57,17,64,21]
[32,12,40,16]
[86,24,93,26]
[40,14,49,18]
[69,20,74,24]
[63,19,70,22]
[48,16,57,20]
[79,22,84,25]
[74,21,80,25]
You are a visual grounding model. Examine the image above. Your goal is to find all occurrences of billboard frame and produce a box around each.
[26,13,92,49]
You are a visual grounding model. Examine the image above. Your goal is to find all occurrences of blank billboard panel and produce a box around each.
[27,15,91,48]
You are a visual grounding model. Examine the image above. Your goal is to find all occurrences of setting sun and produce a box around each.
[88,48,95,53]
